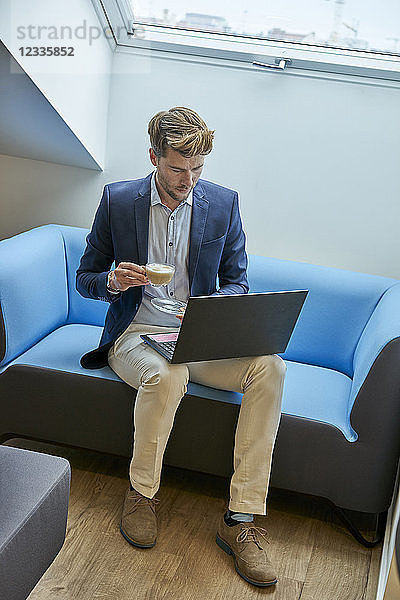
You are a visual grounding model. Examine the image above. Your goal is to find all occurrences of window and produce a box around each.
[101,0,400,81]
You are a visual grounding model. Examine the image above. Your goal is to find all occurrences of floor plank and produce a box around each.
[364,542,381,600]
[3,439,381,600]
[299,536,370,600]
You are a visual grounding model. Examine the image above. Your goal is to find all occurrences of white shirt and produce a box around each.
[131,172,193,327]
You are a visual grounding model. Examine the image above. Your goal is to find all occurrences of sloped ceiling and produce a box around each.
[0,40,101,170]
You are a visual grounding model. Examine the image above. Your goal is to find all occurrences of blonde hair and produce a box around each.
[148,106,214,158]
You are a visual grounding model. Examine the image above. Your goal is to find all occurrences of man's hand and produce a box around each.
[111,262,149,291]
[175,307,186,323]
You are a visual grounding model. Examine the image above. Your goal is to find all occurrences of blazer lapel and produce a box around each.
[133,176,151,265]
[189,183,209,290]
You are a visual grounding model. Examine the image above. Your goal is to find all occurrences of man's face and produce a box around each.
[150,147,205,203]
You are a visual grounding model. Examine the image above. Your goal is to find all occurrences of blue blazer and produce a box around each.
[76,173,249,368]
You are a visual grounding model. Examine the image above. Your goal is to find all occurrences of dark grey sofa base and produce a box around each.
[1,337,400,517]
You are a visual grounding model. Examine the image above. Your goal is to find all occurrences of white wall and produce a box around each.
[106,49,400,278]
[0,154,104,241]
[1,44,400,280]
[0,0,113,167]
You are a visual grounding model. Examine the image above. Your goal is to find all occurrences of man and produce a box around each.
[76,106,286,587]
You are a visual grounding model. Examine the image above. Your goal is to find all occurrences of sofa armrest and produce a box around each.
[346,282,400,454]
[0,225,68,368]
[351,283,400,411]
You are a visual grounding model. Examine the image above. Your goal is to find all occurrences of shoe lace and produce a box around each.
[236,525,269,550]
[125,491,160,516]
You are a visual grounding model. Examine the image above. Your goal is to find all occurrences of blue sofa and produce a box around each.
[1,224,400,526]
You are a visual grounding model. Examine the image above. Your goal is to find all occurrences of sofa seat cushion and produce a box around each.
[190,361,355,441]
[0,324,120,381]
[0,324,355,441]
[281,361,354,440]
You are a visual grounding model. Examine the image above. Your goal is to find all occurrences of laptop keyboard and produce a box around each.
[158,340,177,360]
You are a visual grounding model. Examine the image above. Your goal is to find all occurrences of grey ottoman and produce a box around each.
[0,445,71,600]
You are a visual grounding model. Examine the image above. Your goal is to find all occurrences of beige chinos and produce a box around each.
[108,322,286,515]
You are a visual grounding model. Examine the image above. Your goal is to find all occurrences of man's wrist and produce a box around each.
[107,270,122,294]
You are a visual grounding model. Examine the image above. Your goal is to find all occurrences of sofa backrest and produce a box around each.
[0,225,68,367]
[247,255,397,377]
[1,224,396,379]
[58,225,109,327]
[63,226,397,378]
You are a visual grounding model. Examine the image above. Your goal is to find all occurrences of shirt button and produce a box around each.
[170,291,173,296]
[171,216,174,220]
[169,241,173,246]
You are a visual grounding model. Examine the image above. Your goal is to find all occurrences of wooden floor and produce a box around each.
[6,438,381,600]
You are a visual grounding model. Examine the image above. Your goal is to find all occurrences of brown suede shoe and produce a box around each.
[216,515,278,587]
[120,488,159,548]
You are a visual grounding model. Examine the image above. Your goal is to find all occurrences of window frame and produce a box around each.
[99,0,400,83]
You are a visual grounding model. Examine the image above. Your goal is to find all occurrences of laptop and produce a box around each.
[140,290,308,364]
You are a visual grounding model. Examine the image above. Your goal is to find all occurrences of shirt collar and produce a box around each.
[151,171,193,207]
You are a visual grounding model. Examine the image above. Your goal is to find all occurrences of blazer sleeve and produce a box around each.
[214,192,249,296]
[76,185,121,303]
